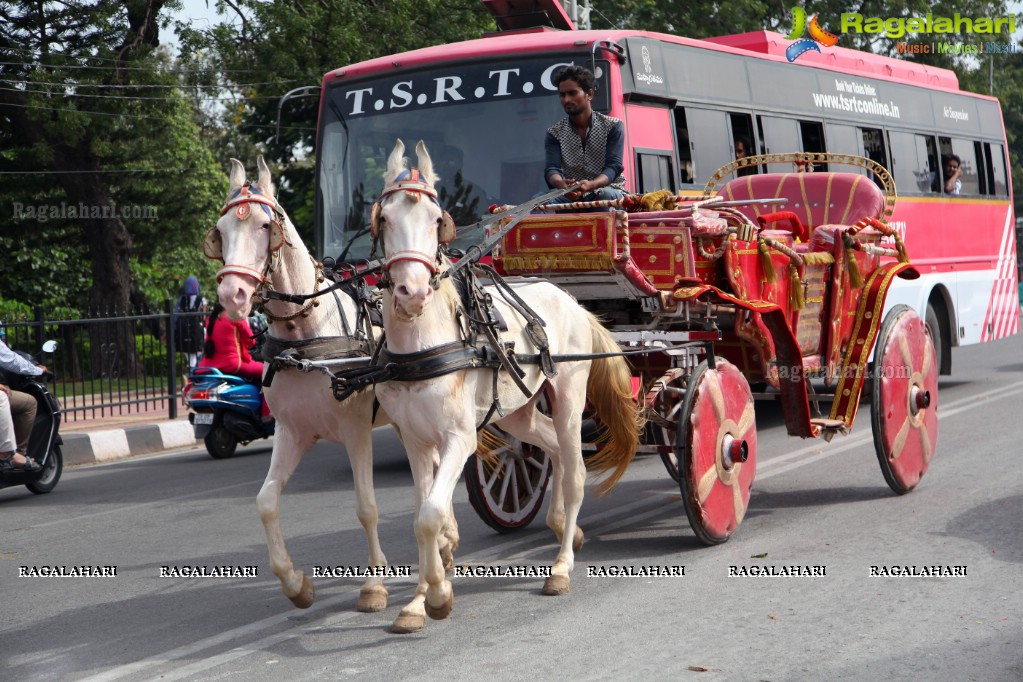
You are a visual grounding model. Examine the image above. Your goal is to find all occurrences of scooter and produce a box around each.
[0,340,63,495]
[184,367,274,459]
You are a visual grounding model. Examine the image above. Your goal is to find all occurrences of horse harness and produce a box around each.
[205,182,380,379]
[330,264,557,431]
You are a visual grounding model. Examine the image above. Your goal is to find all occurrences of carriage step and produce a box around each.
[809,417,849,442]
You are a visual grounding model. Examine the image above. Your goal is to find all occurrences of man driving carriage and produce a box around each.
[541,65,626,208]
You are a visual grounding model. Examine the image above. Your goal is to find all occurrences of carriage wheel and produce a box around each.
[677,359,757,545]
[871,305,938,494]
[645,371,687,483]
[464,427,552,534]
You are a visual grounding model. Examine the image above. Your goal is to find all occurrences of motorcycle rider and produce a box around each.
[198,303,271,422]
[0,328,46,471]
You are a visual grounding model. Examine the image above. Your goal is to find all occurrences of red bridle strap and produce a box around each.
[215,263,270,284]
[220,191,280,217]
[384,250,440,275]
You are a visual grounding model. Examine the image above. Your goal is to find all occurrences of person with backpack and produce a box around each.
[173,275,206,370]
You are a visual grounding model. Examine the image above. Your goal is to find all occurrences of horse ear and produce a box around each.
[386,139,406,184]
[257,156,275,196]
[415,140,437,186]
[229,159,246,192]
[439,211,456,244]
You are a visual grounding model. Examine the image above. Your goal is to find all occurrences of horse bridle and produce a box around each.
[203,183,328,322]
[204,182,290,284]
[371,169,456,284]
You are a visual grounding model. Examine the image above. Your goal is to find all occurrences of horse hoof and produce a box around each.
[357,585,388,613]
[425,594,453,621]
[573,527,585,553]
[288,574,315,609]
[392,613,425,634]
[542,574,570,596]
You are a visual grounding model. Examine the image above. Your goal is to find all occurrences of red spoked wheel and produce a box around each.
[871,305,938,494]
[645,369,687,483]
[677,359,757,545]
[464,395,553,534]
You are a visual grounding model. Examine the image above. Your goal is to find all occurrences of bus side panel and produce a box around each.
[623,104,675,193]
[887,198,1016,344]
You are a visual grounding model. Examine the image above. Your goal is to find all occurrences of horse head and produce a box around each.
[205,156,290,321]
[374,139,456,320]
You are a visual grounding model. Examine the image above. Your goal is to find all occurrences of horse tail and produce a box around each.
[583,312,645,496]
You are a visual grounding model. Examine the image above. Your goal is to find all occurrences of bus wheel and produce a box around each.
[925,302,944,375]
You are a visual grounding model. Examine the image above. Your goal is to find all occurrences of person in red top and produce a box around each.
[199,303,271,420]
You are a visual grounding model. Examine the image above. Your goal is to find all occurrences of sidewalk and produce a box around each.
[60,397,199,466]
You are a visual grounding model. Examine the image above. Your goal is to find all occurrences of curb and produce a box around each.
[63,421,198,466]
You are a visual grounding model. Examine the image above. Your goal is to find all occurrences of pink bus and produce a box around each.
[314,8,1019,373]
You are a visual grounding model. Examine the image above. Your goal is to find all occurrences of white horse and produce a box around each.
[208,158,413,615]
[371,140,644,632]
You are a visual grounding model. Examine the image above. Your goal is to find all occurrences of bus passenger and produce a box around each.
[734,136,756,177]
[542,65,626,208]
[942,154,962,195]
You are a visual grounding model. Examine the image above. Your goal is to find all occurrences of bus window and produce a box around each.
[673,109,694,184]
[729,113,757,175]
[825,123,867,176]
[888,131,937,194]
[800,120,827,171]
[860,128,889,186]
[985,143,1009,196]
[678,107,731,183]
[939,136,979,195]
[757,115,801,158]
[636,150,676,193]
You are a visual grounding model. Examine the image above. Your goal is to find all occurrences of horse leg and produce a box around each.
[499,409,584,553]
[542,386,588,596]
[256,427,317,608]
[345,411,389,613]
[440,495,459,571]
[392,444,438,634]
[418,438,473,622]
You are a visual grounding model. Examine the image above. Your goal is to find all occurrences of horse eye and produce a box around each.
[260,221,271,230]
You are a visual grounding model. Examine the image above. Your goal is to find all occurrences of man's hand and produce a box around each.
[0,384,9,397]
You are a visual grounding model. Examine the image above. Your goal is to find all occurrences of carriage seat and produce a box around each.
[718,172,886,245]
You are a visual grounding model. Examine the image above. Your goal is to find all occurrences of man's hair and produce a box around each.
[943,153,961,166]
[554,65,595,92]
[735,136,751,151]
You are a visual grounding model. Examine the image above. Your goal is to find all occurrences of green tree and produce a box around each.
[0,0,224,376]
[176,0,495,247]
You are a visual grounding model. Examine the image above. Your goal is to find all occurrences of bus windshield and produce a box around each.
[316,55,610,261]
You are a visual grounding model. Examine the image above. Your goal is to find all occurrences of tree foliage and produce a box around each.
[0,0,223,314]
[176,0,496,247]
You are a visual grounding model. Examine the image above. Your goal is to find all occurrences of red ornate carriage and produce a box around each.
[463,153,938,544]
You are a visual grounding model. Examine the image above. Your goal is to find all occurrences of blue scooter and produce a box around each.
[184,367,274,459]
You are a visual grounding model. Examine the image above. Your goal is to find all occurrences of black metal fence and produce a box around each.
[1,303,206,424]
